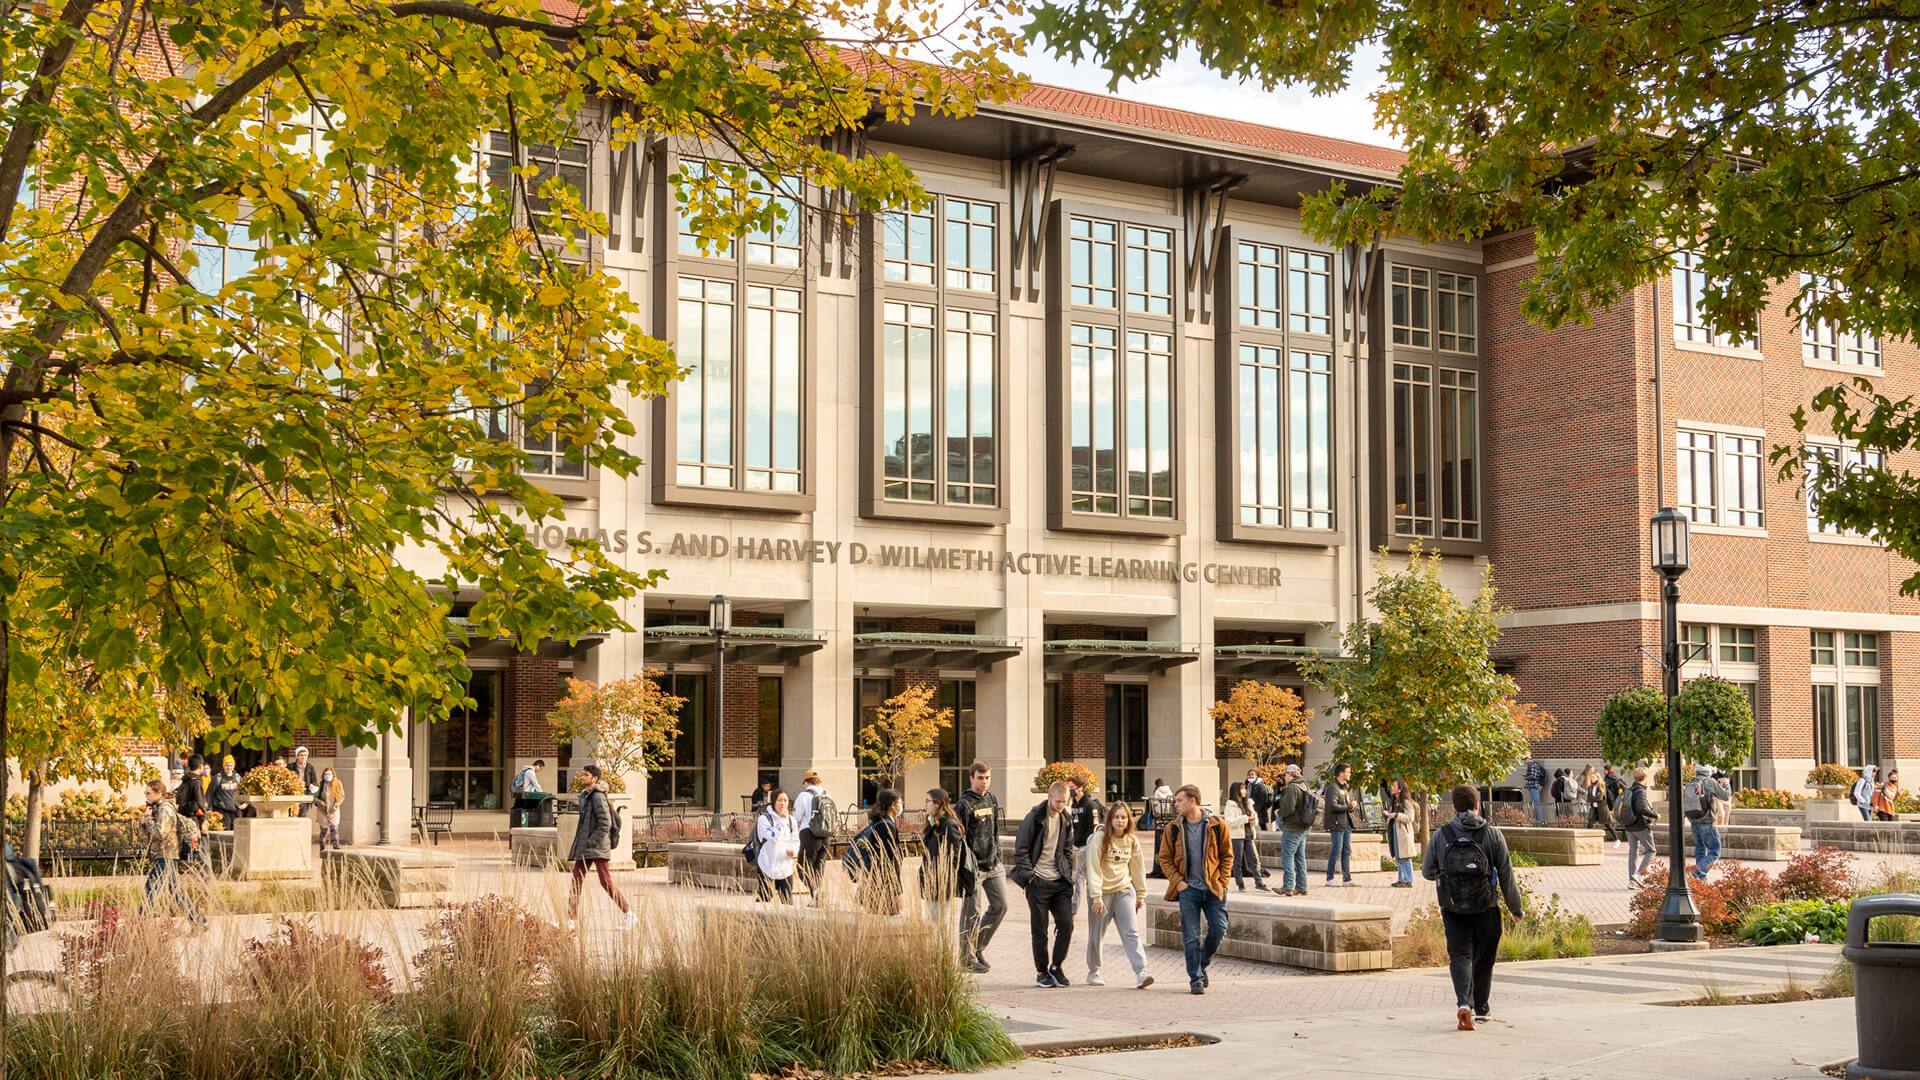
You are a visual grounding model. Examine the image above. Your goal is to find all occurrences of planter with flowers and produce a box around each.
[1032,761,1097,795]
[232,764,315,879]
[1804,763,1860,822]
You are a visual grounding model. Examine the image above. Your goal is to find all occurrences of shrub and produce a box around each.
[1510,850,1540,868]
[1033,761,1096,792]
[1596,686,1667,766]
[1777,847,1856,902]
[1715,862,1779,913]
[1489,803,1531,827]
[1735,788,1805,810]
[1394,905,1451,967]
[230,918,393,1075]
[1897,790,1920,814]
[1807,763,1859,787]
[1741,899,1852,944]
[405,895,565,1079]
[244,916,391,1000]
[1626,863,1740,937]
[1499,887,1594,960]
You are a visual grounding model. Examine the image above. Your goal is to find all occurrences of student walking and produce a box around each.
[1247,769,1275,831]
[1853,766,1880,822]
[137,780,204,927]
[1874,770,1902,821]
[1523,756,1547,825]
[1423,784,1523,1031]
[921,788,969,933]
[314,768,345,849]
[174,754,209,848]
[1619,767,1658,886]
[955,761,1008,973]
[566,766,635,931]
[1274,764,1313,895]
[1322,763,1359,886]
[1012,781,1077,988]
[1221,782,1269,891]
[1684,764,1732,880]
[754,790,801,904]
[1082,802,1153,989]
[1066,775,1103,920]
[209,756,242,831]
[1158,784,1231,995]
[792,770,835,903]
[1385,780,1417,887]
[850,789,904,916]
[1581,765,1612,838]
[1603,766,1626,844]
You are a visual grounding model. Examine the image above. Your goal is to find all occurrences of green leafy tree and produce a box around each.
[0,1,1022,815]
[1596,686,1669,768]
[857,683,953,794]
[1672,676,1756,773]
[1025,2,1920,584]
[1299,546,1526,836]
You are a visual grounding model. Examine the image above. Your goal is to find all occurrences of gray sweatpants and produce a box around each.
[1084,885,1148,980]
[1626,828,1657,880]
[959,866,1008,964]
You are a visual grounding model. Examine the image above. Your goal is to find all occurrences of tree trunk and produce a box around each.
[22,772,43,864]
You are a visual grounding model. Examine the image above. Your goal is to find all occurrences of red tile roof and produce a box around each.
[1010,82,1407,175]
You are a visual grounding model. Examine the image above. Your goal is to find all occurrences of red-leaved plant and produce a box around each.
[1626,864,1741,937]
[1776,846,1856,902]
[244,917,391,1000]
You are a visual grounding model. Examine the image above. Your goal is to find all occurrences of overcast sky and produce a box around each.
[1013,42,1402,149]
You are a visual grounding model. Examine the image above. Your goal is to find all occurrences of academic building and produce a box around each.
[154,84,1914,841]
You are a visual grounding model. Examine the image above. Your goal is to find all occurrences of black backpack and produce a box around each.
[842,822,876,881]
[4,851,54,943]
[1436,822,1499,914]
[1295,785,1321,826]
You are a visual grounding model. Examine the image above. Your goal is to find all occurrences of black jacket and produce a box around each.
[209,771,243,818]
[1011,800,1077,888]
[175,776,207,820]
[1321,781,1359,831]
[1068,791,1103,848]
[920,815,967,900]
[1421,811,1525,917]
[1249,779,1274,811]
[1626,782,1658,829]
[955,787,1002,869]
[1604,772,1626,809]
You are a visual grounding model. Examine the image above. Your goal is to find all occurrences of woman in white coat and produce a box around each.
[1385,780,1417,887]
[755,790,802,904]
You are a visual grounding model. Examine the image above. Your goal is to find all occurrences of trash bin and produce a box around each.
[1844,893,1920,1080]
[511,792,556,830]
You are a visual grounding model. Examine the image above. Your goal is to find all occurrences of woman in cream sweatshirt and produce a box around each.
[1082,802,1154,989]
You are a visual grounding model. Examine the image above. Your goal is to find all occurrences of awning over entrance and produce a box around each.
[447,618,609,661]
[1044,639,1199,675]
[1212,644,1346,679]
[643,625,828,666]
[853,631,1023,670]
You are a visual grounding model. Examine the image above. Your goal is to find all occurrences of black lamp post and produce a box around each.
[1651,508,1703,944]
[709,595,731,813]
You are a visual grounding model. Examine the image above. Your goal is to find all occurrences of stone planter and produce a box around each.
[1805,796,1854,823]
[1730,808,1806,829]
[230,815,314,880]
[1649,823,1801,861]
[245,794,313,819]
[1498,826,1604,866]
[554,791,636,870]
[1142,892,1393,972]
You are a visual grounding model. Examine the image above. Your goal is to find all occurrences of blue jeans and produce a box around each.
[143,859,204,924]
[1177,885,1228,986]
[1279,830,1308,892]
[1324,829,1352,882]
[1526,787,1546,824]
[1396,857,1414,884]
[1690,820,1721,878]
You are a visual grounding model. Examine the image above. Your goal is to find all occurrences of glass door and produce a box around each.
[855,678,892,806]
[651,674,710,809]
[1104,683,1148,803]
[428,670,504,809]
[938,680,978,795]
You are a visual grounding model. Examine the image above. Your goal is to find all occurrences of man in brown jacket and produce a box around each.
[1158,784,1233,994]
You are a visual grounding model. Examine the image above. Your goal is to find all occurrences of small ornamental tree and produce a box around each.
[1300,545,1526,837]
[1210,681,1313,772]
[856,684,954,794]
[547,672,685,796]
[1505,699,1559,745]
[1672,676,1756,772]
[1596,687,1668,768]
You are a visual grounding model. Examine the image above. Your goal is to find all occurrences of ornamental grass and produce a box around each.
[9,865,1016,1080]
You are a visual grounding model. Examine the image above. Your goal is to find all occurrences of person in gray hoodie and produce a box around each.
[1684,763,1733,880]
[565,766,635,932]
[1422,784,1524,1032]
[1852,764,1880,823]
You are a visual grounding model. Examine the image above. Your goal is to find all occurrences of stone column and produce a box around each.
[337,714,413,847]
[784,597,859,801]
[1145,608,1218,806]
[976,604,1045,798]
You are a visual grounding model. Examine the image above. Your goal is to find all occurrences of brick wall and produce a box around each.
[1503,620,1660,758]
[1758,626,1813,762]
[1887,632,1919,762]
[507,655,563,758]
[1053,624,1109,760]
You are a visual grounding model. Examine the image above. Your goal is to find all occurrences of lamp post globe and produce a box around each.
[1650,509,1702,944]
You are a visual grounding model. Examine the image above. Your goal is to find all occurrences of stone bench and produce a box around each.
[1649,824,1800,861]
[1497,826,1604,866]
[1143,892,1393,972]
[1803,821,1920,855]
[1730,809,1806,829]
[320,847,455,908]
[668,841,759,891]
[509,826,559,867]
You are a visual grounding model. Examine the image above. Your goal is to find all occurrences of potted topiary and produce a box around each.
[1804,763,1859,822]
[231,764,315,879]
[239,763,312,818]
[1032,761,1097,794]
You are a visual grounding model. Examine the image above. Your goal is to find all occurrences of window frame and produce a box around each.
[1671,250,1756,352]
[1370,252,1487,556]
[857,182,1009,526]
[649,147,814,513]
[1804,440,1884,541]
[1800,273,1881,373]
[1045,199,1184,537]
[1213,225,1344,546]
[1674,423,1767,532]
[1810,628,1883,769]
[483,130,601,261]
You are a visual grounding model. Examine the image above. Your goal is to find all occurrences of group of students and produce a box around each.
[168,747,344,847]
[1852,765,1904,821]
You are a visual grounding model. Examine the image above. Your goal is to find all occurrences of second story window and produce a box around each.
[190,221,259,293]
[1051,205,1180,531]
[1672,251,1755,349]
[1806,443,1882,538]
[1800,274,1881,370]
[1391,266,1430,347]
[485,132,590,241]
[1677,428,1764,528]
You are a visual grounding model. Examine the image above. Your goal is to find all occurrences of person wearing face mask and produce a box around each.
[314,767,346,849]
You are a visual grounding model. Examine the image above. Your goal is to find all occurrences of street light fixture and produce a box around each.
[709,595,731,813]
[1650,508,1702,944]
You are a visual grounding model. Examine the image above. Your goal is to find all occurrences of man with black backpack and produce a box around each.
[955,761,1007,974]
[1617,767,1658,887]
[1684,764,1732,881]
[792,770,836,905]
[1273,764,1316,895]
[1422,784,1523,1032]
[1247,769,1274,830]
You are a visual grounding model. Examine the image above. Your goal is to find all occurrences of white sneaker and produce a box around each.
[621,910,637,931]
[1136,973,1155,990]
[1085,972,1105,986]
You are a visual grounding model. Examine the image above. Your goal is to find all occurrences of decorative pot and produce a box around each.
[246,795,313,819]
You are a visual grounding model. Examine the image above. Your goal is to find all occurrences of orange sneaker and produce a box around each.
[1457,1008,1475,1031]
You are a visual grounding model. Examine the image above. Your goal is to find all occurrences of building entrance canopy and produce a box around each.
[642,625,828,666]
[1043,638,1199,675]
[854,631,1022,670]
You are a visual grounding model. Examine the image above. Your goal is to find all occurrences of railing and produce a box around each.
[8,819,146,864]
